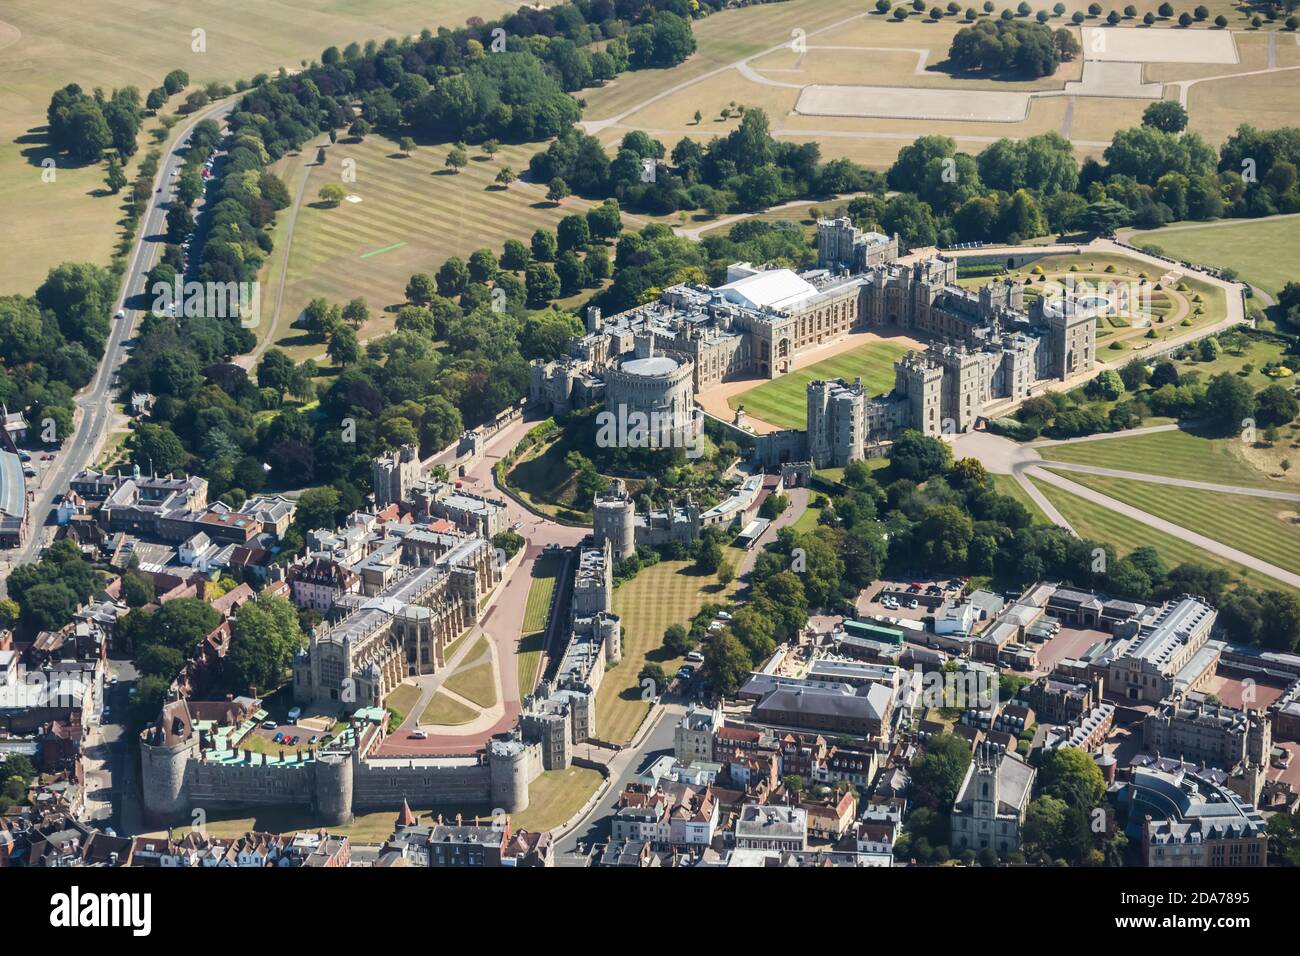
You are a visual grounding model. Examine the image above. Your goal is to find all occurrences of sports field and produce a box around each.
[1027,476,1295,596]
[1038,427,1290,489]
[1046,471,1300,576]
[0,0,517,295]
[518,554,562,694]
[725,339,912,430]
[1132,215,1300,299]
[600,560,735,746]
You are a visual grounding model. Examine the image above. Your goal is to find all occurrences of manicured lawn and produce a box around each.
[726,340,912,430]
[1043,471,1300,577]
[790,502,824,535]
[1132,216,1300,299]
[1038,427,1286,489]
[518,554,562,694]
[601,560,735,745]
[512,767,603,833]
[989,474,1049,524]
[1027,477,1295,596]
[443,651,498,710]
[419,691,478,727]
[382,683,421,727]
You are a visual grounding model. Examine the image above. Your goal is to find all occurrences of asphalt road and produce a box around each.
[0,97,238,595]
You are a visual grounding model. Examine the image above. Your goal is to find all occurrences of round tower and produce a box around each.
[601,613,622,665]
[487,739,530,814]
[594,492,635,561]
[139,733,194,825]
[314,751,354,826]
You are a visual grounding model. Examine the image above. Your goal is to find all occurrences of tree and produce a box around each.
[121,572,156,608]
[144,598,220,653]
[525,262,560,307]
[1039,746,1106,807]
[132,422,184,474]
[342,297,369,329]
[664,623,693,656]
[1142,100,1188,133]
[445,146,468,172]
[910,733,972,808]
[318,182,347,206]
[1255,384,1298,427]
[703,631,751,696]
[1204,372,1255,435]
[494,166,516,187]
[105,156,128,193]
[546,177,570,203]
[226,594,305,694]
[890,430,953,481]
[327,324,360,366]
[398,136,415,157]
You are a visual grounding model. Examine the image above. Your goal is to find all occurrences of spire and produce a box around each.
[396,797,417,828]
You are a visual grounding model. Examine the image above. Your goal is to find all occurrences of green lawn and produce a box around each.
[382,683,421,728]
[1132,216,1300,298]
[726,339,912,430]
[419,691,478,726]
[1027,476,1296,596]
[1039,427,1285,490]
[1043,470,1300,577]
[518,554,562,694]
[511,766,603,833]
[442,637,498,709]
[601,559,735,745]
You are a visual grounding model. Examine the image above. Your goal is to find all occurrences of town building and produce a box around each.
[950,742,1036,856]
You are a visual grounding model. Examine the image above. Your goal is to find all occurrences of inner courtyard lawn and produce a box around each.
[419,691,478,727]
[518,554,563,694]
[726,339,912,430]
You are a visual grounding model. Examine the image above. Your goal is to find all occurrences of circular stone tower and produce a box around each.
[314,751,354,826]
[487,738,530,814]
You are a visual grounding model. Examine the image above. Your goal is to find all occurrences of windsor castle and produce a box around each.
[530,218,1098,468]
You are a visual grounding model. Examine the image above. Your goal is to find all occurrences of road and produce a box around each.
[0,96,238,596]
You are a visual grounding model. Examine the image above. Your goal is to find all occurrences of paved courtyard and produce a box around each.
[796,84,1031,122]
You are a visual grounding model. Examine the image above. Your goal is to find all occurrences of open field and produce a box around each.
[725,339,913,430]
[1131,216,1300,299]
[262,134,618,364]
[1047,471,1300,576]
[600,560,735,746]
[1027,475,1296,595]
[419,691,477,726]
[518,554,562,694]
[512,766,603,833]
[1038,427,1295,489]
[0,0,519,295]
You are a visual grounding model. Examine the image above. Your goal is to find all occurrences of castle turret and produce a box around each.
[314,751,354,826]
[139,700,198,825]
[593,480,636,561]
[487,738,530,814]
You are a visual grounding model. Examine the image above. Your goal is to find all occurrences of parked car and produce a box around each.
[273,732,284,743]
[908,599,919,610]
[309,735,319,745]
[686,651,704,663]
[410,730,428,740]
[262,720,276,729]
[114,309,125,320]
[677,665,695,680]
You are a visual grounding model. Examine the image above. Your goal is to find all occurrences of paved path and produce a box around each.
[1039,460,1300,502]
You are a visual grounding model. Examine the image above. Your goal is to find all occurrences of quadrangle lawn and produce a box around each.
[726,339,912,430]
[419,691,477,727]
[1049,471,1300,577]
[601,560,735,745]
[1038,427,1290,490]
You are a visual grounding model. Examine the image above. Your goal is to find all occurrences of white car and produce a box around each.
[908,599,919,610]
[114,309,125,320]
[410,730,428,740]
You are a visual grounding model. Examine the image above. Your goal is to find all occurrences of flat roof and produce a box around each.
[0,450,25,519]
